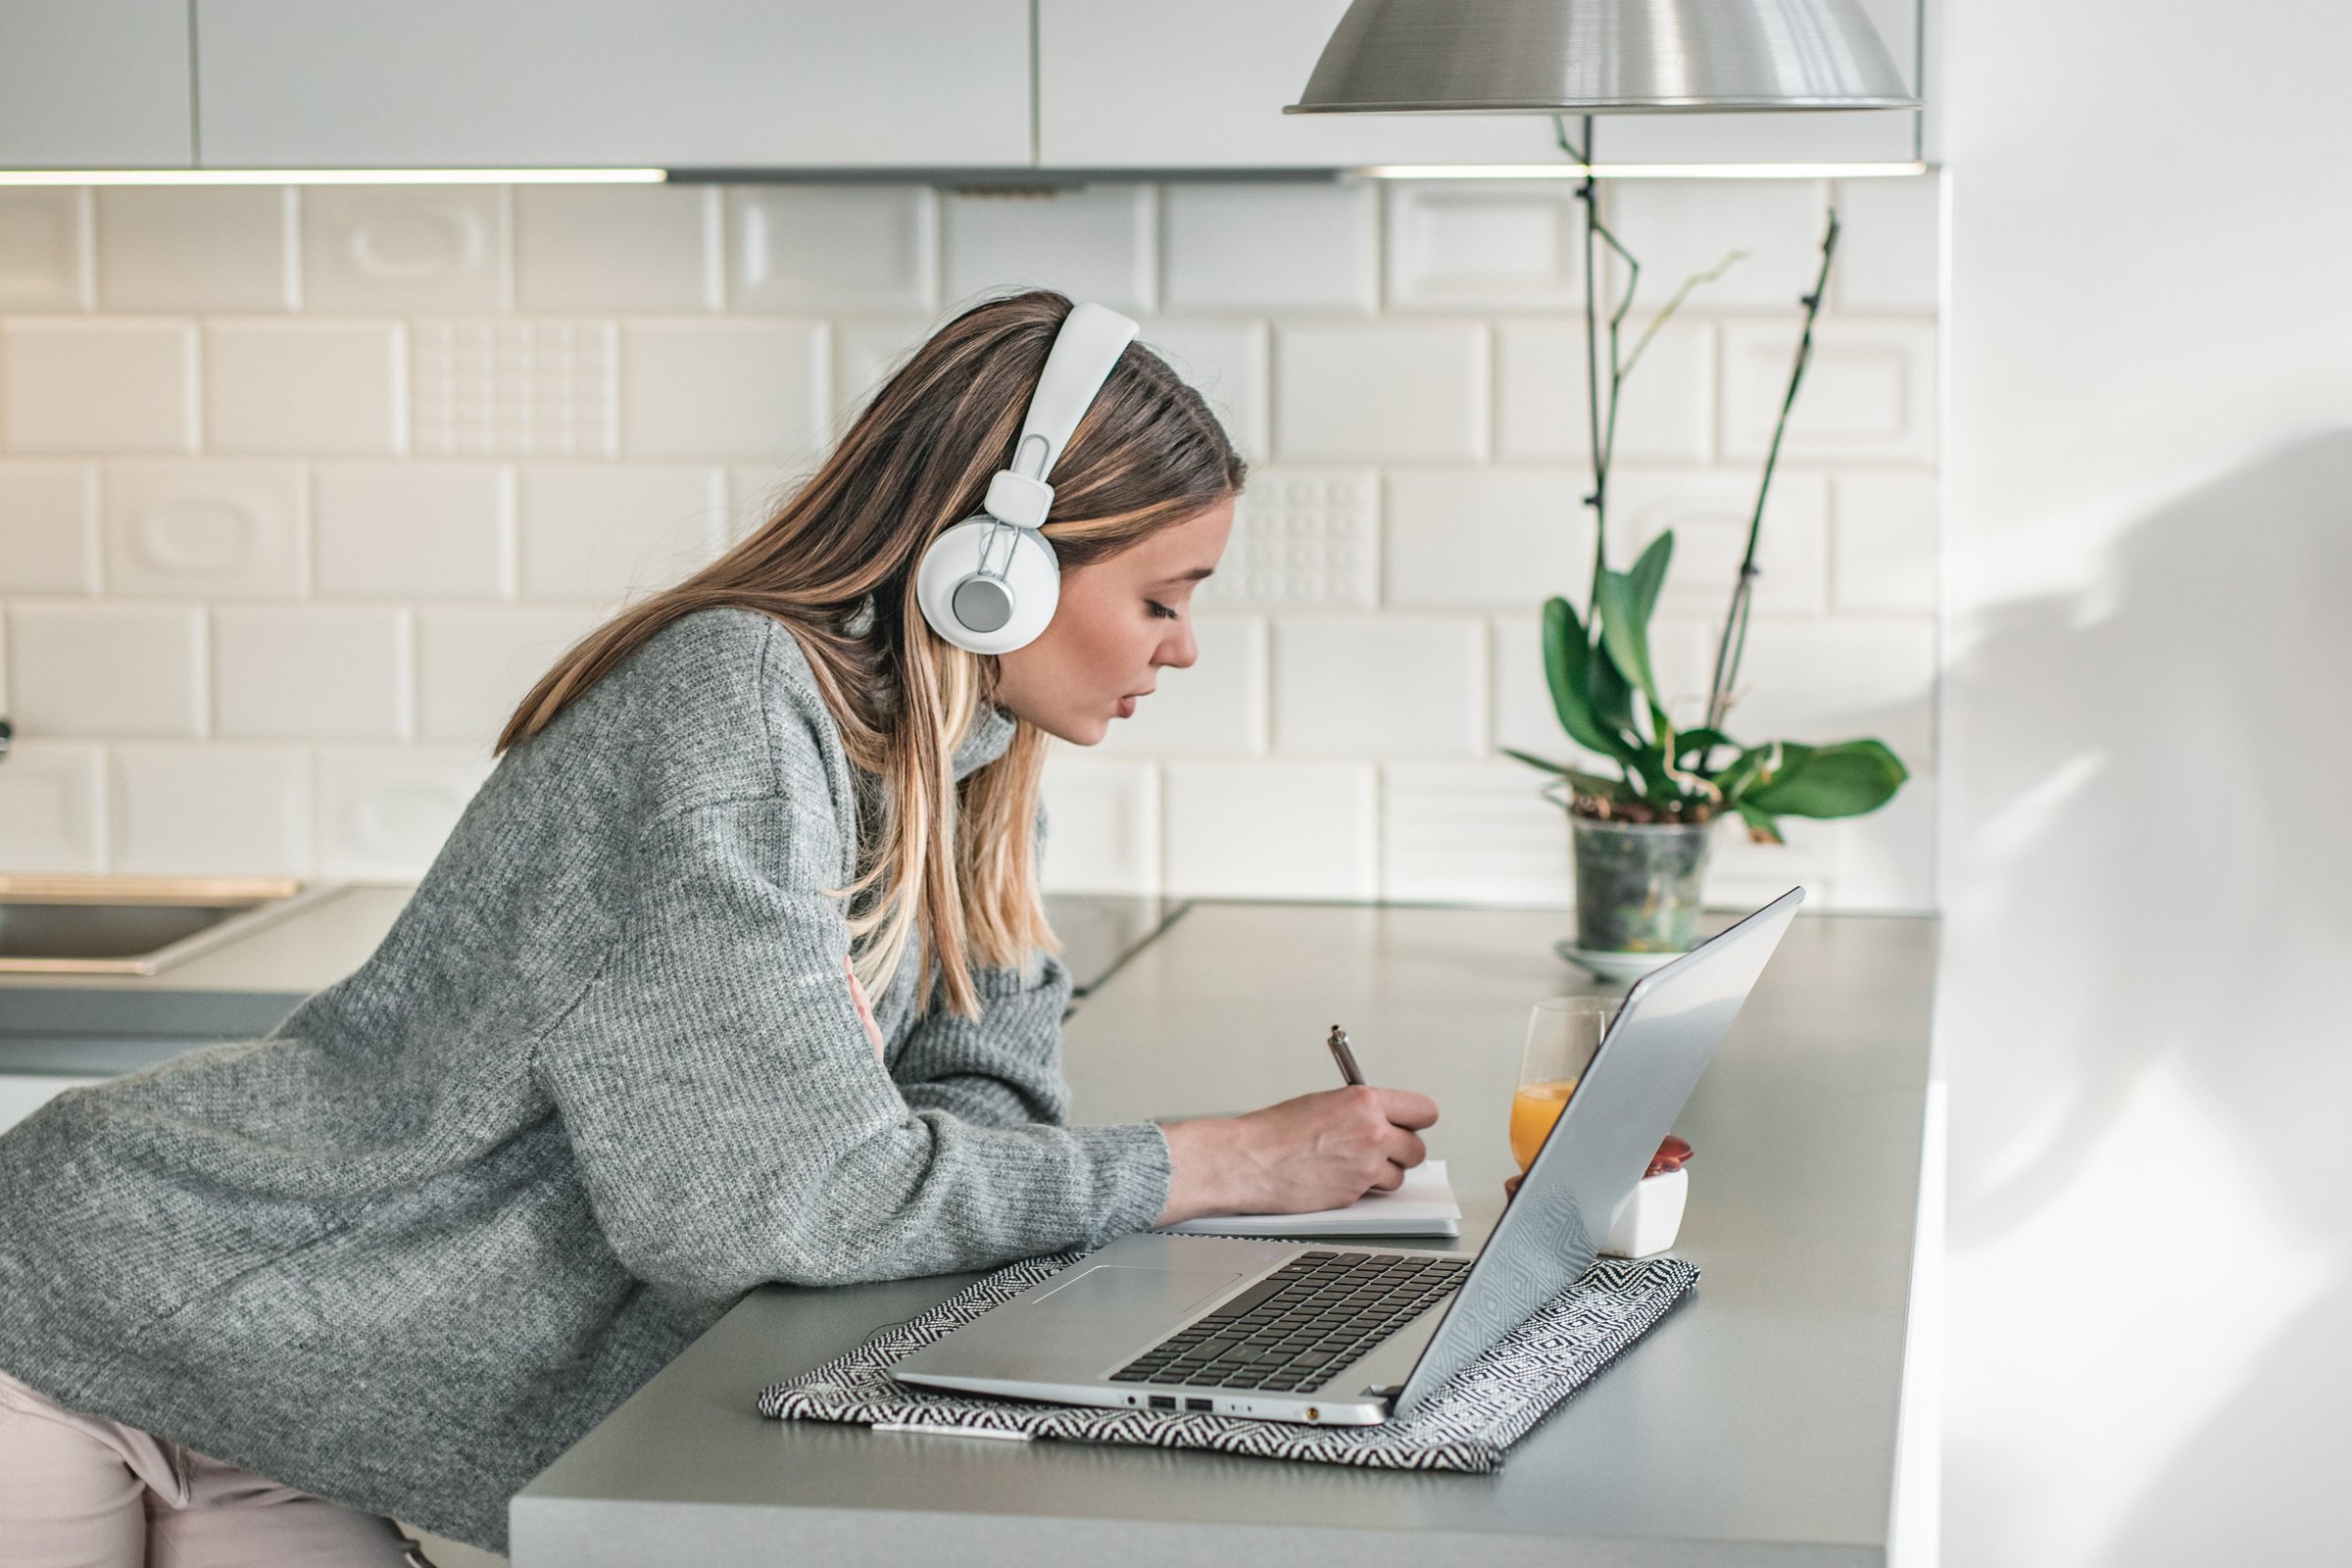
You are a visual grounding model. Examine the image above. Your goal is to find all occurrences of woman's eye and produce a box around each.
[1148,600,1180,620]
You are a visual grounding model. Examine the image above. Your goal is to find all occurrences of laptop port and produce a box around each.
[1185,1397,1213,1413]
[1149,1395,1176,1410]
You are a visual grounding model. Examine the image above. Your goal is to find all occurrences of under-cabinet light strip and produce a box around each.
[1354,161,1930,179]
[0,167,667,185]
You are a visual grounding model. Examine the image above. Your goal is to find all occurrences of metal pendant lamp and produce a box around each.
[1286,0,1916,116]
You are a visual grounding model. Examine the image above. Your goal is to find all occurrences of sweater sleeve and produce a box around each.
[534,793,1171,1312]
[890,949,1077,1130]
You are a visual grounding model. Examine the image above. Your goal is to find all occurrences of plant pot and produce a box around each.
[1570,815,1714,955]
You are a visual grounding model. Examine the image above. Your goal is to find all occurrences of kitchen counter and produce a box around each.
[512,903,1937,1568]
[0,886,1182,1076]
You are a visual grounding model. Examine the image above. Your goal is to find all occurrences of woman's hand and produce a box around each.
[1155,1086,1440,1226]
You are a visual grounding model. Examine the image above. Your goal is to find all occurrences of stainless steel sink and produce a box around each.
[0,876,333,976]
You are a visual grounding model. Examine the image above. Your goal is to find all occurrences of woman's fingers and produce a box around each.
[1372,1087,1441,1130]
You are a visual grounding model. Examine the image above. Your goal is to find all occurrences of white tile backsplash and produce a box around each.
[212,606,410,740]
[1273,322,1488,463]
[313,464,514,600]
[1609,466,1832,616]
[1162,760,1376,900]
[1272,616,1484,758]
[731,186,938,313]
[204,319,405,456]
[0,178,1938,909]
[109,744,310,875]
[1721,318,1936,465]
[1039,754,1160,895]
[410,319,618,459]
[1160,183,1376,313]
[93,187,292,313]
[1831,175,1941,313]
[1383,468,1590,610]
[0,189,92,311]
[517,185,719,313]
[1382,761,1573,905]
[514,465,727,603]
[414,604,601,747]
[1603,179,1832,311]
[943,186,1155,314]
[1202,468,1377,611]
[0,464,100,593]
[1386,183,1586,311]
[0,740,105,871]
[102,462,306,599]
[1723,617,1937,768]
[620,320,828,460]
[314,746,494,879]
[8,603,205,737]
[1494,318,1715,466]
[2,320,198,454]
[1099,615,1266,757]
[1831,470,1939,612]
[302,187,508,313]
[1138,318,1269,461]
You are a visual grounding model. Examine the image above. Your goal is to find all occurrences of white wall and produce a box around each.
[0,176,1937,908]
[1941,3,2352,1563]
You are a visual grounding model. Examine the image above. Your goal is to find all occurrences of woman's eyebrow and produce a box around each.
[1156,566,1217,585]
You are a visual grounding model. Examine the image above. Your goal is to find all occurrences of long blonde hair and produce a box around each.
[498,292,1244,1015]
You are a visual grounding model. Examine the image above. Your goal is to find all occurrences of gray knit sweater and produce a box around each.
[0,608,1173,1550]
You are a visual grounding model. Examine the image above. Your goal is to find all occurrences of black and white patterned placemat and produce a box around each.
[757,1251,1698,1470]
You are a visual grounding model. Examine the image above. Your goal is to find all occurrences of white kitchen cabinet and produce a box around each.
[0,1074,103,1134]
[0,0,192,168]
[192,0,1033,170]
[1039,0,1922,169]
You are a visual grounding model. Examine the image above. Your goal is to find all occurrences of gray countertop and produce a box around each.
[513,903,1936,1568]
[0,888,1179,1074]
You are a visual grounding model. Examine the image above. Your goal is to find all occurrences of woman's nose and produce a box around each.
[1159,623,1199,669]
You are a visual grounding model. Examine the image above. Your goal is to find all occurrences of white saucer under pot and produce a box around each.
[1554,942,1687,984]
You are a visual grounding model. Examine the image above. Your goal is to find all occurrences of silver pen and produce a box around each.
[1326,1024,1366,1087]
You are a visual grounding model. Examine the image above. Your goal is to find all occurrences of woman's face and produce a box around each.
[995,497,1235,746]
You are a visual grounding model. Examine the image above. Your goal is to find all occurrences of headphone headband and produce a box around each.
[981,302,1141,530]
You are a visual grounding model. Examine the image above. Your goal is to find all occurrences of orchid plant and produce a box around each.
[1505,121,1908,846]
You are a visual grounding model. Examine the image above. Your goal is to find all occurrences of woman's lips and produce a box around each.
[1115,696,1138,718]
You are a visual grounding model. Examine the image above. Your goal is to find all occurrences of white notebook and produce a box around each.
[1155,1159,1462,1239]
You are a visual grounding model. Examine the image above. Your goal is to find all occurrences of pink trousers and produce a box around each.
[0,1370,430,1568]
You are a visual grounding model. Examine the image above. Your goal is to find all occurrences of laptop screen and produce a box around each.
[1389,888,1803,1411]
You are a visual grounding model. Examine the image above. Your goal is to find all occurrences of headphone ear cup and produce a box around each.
[915,516,1062,656]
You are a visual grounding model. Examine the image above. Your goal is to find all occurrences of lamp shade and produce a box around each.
[1286,0,1917,115]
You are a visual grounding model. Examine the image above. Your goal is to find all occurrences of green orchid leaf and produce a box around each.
[1673,726,1736,762]
[1589,632,1639,733]
[1710,743,1776,803]
[1540,597,1634,761]
[1625,529,1674,628]
[1733,800,1787,845]
[1742,738,1909,819]
[1594,570,1664,715]
[1501,746,1572,775]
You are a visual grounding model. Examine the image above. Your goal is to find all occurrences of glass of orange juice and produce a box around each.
[1511,996,1620,1172]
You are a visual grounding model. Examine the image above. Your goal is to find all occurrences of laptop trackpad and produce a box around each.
[1025,1265,1244,1322]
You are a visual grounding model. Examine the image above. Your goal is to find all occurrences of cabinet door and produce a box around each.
[193,0,1031,170]
[1039,0,1919,170]
[0,0,191,168]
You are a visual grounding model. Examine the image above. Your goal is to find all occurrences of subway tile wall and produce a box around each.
[0,176,1940,910]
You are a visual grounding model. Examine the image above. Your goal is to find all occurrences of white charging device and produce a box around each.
[914,302,1140,655]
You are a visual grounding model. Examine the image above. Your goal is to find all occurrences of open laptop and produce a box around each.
[892,887,1803,1425]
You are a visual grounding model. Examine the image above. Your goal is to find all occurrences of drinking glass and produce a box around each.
[1511,996,1620,1172]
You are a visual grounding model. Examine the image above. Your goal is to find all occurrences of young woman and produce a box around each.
[0,292,1437,1563]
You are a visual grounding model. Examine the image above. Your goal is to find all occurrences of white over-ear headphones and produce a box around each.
[915,301,1140,656]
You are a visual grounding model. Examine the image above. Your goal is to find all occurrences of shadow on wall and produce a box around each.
[1943,431,2352,1567]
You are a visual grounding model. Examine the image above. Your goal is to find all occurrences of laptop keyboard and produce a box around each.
[1108,1250,1474,1395]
